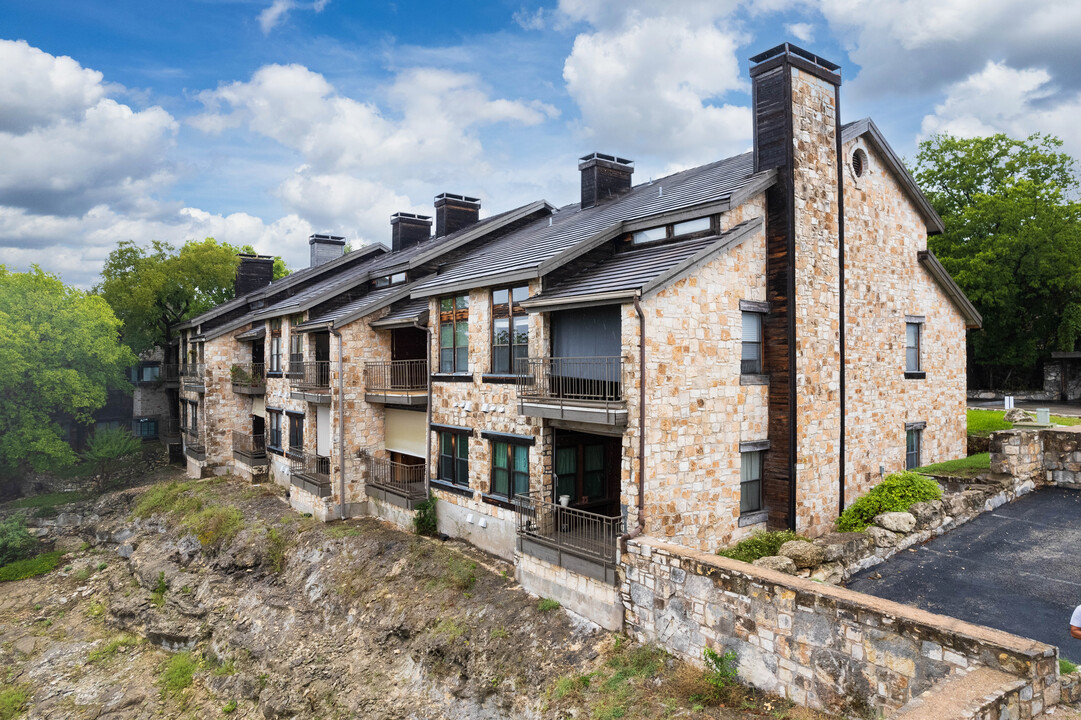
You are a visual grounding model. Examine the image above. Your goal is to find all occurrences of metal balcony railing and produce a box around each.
[230,362,266,392]
[290,451,330,484]
[232,430,266,459]
[183,429,204,453]
[180,363,206,388]
[364,455,426,501]
[289,361,331,390]
[514,491,623,566]
[285,353,305,380]
[517,357,625,403]
[363,359,427,403]
[161,364,180,385]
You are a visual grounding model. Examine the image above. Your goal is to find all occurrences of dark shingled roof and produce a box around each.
[523,218,763,309]
[411,153,771,297]
[298,285,411,329]
[369,297,431,328]
[234,326,265,341]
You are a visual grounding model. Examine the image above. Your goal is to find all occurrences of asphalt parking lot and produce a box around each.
[847,487,1081,655]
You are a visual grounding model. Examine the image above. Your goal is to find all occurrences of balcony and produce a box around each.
[183,429,205,461]
[158,418,180,445]
[364,359,427,406]
[289,451,331,497]
[161,364,180,388]
[289,361,331,403]
[180,363,206,392]
[362,453,426,509]
[230,363,266,395]
[232,430,267,467]
[516,356,627,427]
[514,491,623,584]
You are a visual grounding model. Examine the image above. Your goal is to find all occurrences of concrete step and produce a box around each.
[889,666,1027,720]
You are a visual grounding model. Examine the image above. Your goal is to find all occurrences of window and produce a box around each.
[492,287,529,374]
[554,443,607,503]
[267,410,283,451]
[181,402,188,430]
[906,322,921,373]
[631,215,714,245]
[491,441,529,500]
[131,364,160,383]
[741,312,764,374]
[288,413,304,455]
[133,418,158,438]
[373,272,406,288]
[906,428,922,470]
[189,403,199,434]
[439,295,469,373]
[269,318,282,373]
[438,431,469,486]
[740,450,763,514]
[289,333,303,369]
[290,313,304,327]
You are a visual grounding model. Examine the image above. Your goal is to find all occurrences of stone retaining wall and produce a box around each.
[621,536,1059,716]
[990,429,1081,487]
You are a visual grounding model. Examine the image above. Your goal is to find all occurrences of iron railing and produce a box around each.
[514,491,623,566]
[290,451,330,483]
[183,429,204,453]
[289,361,330,390]
[364,454,426,501]
[180,363,206,387]
[517,356,624,404]
[158,418,180,443]
[230,362,266,390]
[232,430,266,459]
[285,353,305,380]
[160,364,180,384]
[364,359,427,393]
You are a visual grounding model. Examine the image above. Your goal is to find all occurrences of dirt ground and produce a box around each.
[0,468,838,720]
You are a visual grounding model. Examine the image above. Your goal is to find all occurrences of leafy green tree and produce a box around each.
[0,266,137,479]
[914,133,1081,388]
[239,245,291,281]
[83,426,142,491]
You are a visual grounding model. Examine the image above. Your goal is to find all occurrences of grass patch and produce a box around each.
[183,505,243,552]
[0,684,30,720]
[489,627,509,640]
[538,598,561,612]
[325,524,361,539]
[4,491,88,510]
[968,408,1081,438]
[86,633,138,663]
[86,599,106,619]
[717,530,809,563]
[1062,658,1078,675]
[0,551,64,582]
[916,453,991,478]
[150,571,167,608]
[432,618,466,640]
[447,556,477,590]
[836,471,942,532]
[159,651,197,695]
[133,480,204,519]
[222,699,238,714]
[266,527,289,574]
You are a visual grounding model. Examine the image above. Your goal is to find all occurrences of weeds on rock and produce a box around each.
[718,530,809,563]
[266,527,289,574]
[0,684,30,720]
[1061,658,1078,675]
[159,651,197,696]
[85,599,106,619]
[150,571,167,607]
[538,598,560,612]
[413,494,437,536]
[133,481,202,519]
[447,556,477,590]
[0,550,64,582]
[86,633,139,663]
[222,699,237,714]
[184,505,243,552]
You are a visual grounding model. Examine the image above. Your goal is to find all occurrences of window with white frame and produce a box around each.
[740,450,763,514]
[741,312,764,374]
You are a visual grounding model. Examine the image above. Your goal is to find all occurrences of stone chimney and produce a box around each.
[748,42,843,536]
[309,234,345,267]
[234,254,274,296]
[390,213,432,252]
[579,153,633,209]
[434,193,481,238]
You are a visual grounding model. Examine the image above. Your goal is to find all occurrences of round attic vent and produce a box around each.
[852,148,868,178]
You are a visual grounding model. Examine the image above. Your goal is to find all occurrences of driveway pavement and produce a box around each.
[847,487,1081,656]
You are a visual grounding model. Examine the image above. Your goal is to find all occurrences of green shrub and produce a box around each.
[0,514,38,566]
[222,699,238,714]
[0,551,64,582]
[717,530,808,563]
[413,494,437,536]
[159,651,197,695]
[835,471,942,532]
[133,481,202,518]
[703,648,739,692]
[183,505,243,552]
[538,598,561,612]
[1061,658,1078,675]
[266,527,288,574]
[0,684,30,720]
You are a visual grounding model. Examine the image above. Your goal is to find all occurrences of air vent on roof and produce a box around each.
[579,153,634,209]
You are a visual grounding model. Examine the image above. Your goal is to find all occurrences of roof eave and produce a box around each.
[519,289,638,314]
[917,250,982,329]
[407,200,556,270]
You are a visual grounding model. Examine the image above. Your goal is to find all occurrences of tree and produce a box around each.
[914,133,1081,388]
[0,266,137,479]
[238,245,290,281]
[83,426,142,491]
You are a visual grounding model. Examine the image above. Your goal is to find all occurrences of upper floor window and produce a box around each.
[269,336,282,372]
[741,312,764,374]
[289,333,303,365]
[438,431,469,487]
[373,272,407,288]
[267,410,282,450]
[270,317,282,334]
[439,295,469,373]
[906,321,922,373]
[492,287,529,374]
[740,450,764,514]
[288,412,304,455]
[631,215,714,245]
[491,441,529,500]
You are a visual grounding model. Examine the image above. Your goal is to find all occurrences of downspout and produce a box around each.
[619,294,647,552]
[329,324,347,520]
[413,320,433,496]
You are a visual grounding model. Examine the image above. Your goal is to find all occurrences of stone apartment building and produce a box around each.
[173,43,979,628]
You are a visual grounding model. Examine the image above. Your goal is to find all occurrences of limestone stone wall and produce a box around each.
[621,536,1059,716]
[634,194,769,551]
[265,316,314,491]
[790,67,842,537]
[201,332,258,473]
[842,137,968,510]
[1040,431,1081,487]
[990,429,1081,487]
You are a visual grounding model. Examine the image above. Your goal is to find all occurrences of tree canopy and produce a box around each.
[914,133,1081,388]
[0,266,137,477]
[97,237,290,355]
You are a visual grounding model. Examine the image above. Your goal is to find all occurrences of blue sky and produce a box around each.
[2,0,1079,286]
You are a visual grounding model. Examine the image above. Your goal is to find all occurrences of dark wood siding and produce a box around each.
[764,179,794,530]
[753,66,788,173]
